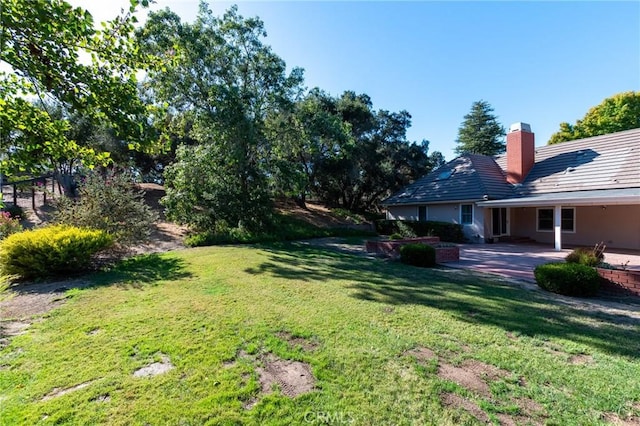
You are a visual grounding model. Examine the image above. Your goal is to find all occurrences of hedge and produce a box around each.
[534,262,601,297]
[375,220,464,243]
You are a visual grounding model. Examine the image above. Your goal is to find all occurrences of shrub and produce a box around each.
[55,170,158,248]
[565,247,604,267]
[0,211,23,240]
[534,262,601,297]
[0,225,113,279]
[375,220,464,243]
[399,243,436,268]
[389,233,403,240]
[1,205,25,220]
[184,214,376,247]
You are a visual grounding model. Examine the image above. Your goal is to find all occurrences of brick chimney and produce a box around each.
[506,122,535,184]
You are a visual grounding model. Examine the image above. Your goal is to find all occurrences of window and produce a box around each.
[537,209,553,231]
[537,208,575,232]
[418,206,428,222]
[561,207,575,232]
[460,204,473,225]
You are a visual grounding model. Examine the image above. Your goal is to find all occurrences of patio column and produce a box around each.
[553,205,562,251]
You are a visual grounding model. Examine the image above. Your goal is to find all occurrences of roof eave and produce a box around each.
[477,194,640,208]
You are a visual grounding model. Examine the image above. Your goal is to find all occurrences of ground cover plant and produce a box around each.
[1,242,639,424]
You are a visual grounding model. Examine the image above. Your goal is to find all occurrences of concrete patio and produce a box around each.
[447,243,640,282]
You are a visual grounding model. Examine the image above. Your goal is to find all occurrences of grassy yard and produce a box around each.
[1,241,639,425]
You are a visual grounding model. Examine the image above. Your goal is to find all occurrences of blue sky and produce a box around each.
[74,1,640,161]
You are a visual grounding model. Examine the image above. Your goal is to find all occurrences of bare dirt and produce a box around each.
[441,392,491,423]
[256,353,315,398]
[276,331,320,352]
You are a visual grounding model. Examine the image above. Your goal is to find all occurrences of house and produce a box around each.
[382,124,640,250]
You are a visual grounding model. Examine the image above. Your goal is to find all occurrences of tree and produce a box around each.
[548,91,640,144]
[454,100,506,156]
[140,4,304,230]
[0,0,162,192]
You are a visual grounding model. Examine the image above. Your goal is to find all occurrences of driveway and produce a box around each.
[447,243,640,282]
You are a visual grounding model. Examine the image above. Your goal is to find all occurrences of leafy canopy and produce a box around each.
[548,91,640,144]
[0,0,162,178]
[454,100,506,156]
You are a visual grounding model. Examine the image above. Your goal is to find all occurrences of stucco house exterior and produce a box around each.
[382,124,640,250]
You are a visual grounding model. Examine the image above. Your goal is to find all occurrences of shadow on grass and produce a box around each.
[248,242,640,360]
[90,253,192,289]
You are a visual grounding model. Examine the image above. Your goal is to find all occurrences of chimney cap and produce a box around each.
[509,122,532,133]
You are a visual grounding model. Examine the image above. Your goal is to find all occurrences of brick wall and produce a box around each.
[435,247,460,263]
[365,237,460,263]
[596,268,640,297]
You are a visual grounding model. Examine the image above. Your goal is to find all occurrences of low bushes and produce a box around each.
[1,205,25,220]
[565,246,604,267]
[54,171,158,248]
[375,220,464,243]
[534,262,600,297]
[0,225,113,279]
[399,243,436,268]
[185,214,375,247]
[0,211,22,240]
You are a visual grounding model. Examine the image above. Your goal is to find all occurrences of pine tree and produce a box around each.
[454,100,506,156]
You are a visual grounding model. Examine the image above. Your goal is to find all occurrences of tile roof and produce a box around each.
[385,127,640,206]
[496,127,640,196]
[383,154,513,205]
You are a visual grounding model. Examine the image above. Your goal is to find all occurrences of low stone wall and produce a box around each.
[365,237,460,263]
[435,246,460,264]
[597,268,640,297]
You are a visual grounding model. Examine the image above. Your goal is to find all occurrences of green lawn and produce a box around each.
[1,242,639,425]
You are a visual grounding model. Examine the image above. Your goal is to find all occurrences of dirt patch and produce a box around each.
[275,200,370,230]
[441,392,490,423]
[513,397,546,418]
[405,346,437,363]
[568,354,595,365]
[133,354,174,378]
[256,354,315,398]
[438,363,492,398]
[496,413,537,426]
[41,380,94,401]
[276,331,320,352]
[460,359,510,381]
[602,412,640,426]
[0,279,92,321]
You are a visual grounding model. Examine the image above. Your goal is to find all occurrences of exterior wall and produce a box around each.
[386,205,418,221]
[387,203,487,243]
[510,205,640,250]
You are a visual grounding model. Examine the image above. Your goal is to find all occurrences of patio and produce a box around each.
[447,243,640,282]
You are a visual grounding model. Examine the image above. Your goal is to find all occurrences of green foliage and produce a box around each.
[534,262,601,297]
[0,0,163,180]
[399,243,436,267]
[548,91,640,144]
[0,225,113,279]
[455,100,506,156]
[184,214,374,247]
[389,233,403,240]
[375,220,465,243]
[396,220,418,238]
[54,171,158,247]
[142,5,303,231]
[0,211,23,240]
[565,247,604,267]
